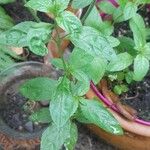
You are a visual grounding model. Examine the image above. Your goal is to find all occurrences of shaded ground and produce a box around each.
[75,125,116,150]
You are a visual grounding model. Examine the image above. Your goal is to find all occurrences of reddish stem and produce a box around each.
[97,0,119,19]
[90,81,150,126]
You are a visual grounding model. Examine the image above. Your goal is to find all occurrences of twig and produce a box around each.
[125,92,139,100]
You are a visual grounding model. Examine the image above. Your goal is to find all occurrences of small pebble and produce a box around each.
[18,126,23,131]
[34,122,39,126]
[24,121,34,132]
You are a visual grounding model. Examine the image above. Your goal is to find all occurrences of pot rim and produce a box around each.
[0,61,52,139]
[86,85,150,137]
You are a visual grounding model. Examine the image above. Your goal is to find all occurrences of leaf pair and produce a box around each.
[0,21,53,56]
[50,77,79,128]
[41,121,78,150]
[25,0,70,16]
[76,98,123,135]
[130,14,150,81]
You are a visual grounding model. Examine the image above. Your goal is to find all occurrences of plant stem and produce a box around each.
[54,22,67,72]
[22,0,41,22]
[81,0,97,24]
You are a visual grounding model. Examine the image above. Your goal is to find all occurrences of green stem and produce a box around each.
[23,0,41,22]
[81,0,97,24]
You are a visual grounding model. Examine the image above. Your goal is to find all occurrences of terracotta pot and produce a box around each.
[0,61,58,150]
[86,89,150,150]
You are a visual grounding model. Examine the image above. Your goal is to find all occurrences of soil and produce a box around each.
[75,124,116,150]
[0,81,116,150]
[0,86,116,149]
[122,75,150,121]
[1,87,47,133]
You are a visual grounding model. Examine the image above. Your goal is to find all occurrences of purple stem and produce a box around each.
[108,0,119,7]
[97,0,119,19]
[95,1,150,126]
[97,0,119,7]
[100,12,107,18]
[90,81,150,126]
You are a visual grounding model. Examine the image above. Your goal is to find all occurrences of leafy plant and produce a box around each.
[0,6,20,71]
[98,0,150,93]
[0,45,21,71]
[1,0,150,149]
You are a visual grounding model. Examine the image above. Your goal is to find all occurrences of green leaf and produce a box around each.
[98,21,114,36]
[113,7,124,23]
[50,77,78,127]
[114,84,128,95]
[86,56,107,84]
[98,1,116,14]
[69,48,106,85]
[136,0,150,4]
[0,0,15,4]
[0,21,52,56]
[117,36,135,56]
[84,6,102,31]
[72,0,92,9]
[27,23,52,56]
[41,122,70,150]
[123,2,137,20]
[146,28,150,40]
[113,85,122,95]
[0,6,14,31]
[0,21,52,48]
[107,36,120,47]
[64,123,78,150]
[69,48,93,70]
[20,77,57,101]
[71,26,116,61]
[125,71,134,84]
[69,48,92,94]
[0,29,28,47]
[142,43,150,60]
[78,98,123,135]
[29,108,52,123]
[118,0,127,7]
[56,11,82,37]
[0,45,21,71]
[71,70,90,96]
[55,0,70,12]
[51,58,64,69]
[25,0,53,13]
[133,54,149,81]
[26,0,70,15]
[108,74,118,81]
[107,52,133,72]
[129,14,146,48]
[28,38,48,56]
